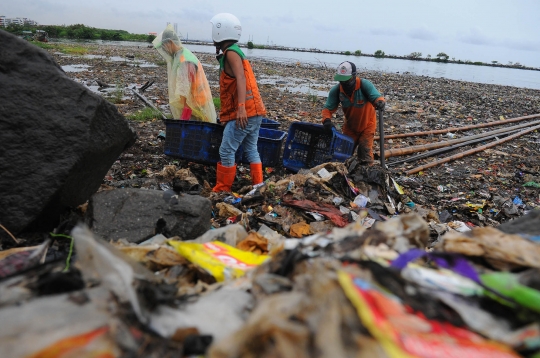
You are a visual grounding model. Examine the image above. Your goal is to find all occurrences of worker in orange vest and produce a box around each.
[210,13,267,192]
[322,61,385,163]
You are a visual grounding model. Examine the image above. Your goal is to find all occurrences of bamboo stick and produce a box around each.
[405,123,540,175]
[384,119,540,158]
[387,129,521,167]
[374,113,540,140]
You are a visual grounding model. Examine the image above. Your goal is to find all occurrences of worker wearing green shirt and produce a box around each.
[322,61,385,163]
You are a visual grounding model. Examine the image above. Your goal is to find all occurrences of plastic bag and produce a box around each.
[338,270,519,358]
[168,241,269,282]
[481,272,540,312]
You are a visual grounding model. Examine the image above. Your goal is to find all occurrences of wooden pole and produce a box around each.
[374,113,540,140]
[405,123,540,175]
[384,119,540,158]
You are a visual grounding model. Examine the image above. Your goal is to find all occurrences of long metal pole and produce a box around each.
[378,109,385,168]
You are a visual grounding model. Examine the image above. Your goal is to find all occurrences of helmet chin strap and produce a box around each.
[214,41,235,55]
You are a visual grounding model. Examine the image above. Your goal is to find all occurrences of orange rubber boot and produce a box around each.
[212,163,237,192]
[250,162,264,186]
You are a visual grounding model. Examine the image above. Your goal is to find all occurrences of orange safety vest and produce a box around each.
[218,44,266,121]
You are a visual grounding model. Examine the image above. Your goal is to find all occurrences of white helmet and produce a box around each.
[210,13,242,43]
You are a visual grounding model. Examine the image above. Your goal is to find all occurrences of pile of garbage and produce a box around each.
[3,33,540,358]
[2,158,540,357]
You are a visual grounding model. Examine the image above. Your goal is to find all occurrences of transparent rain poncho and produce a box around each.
[153,25,216,122]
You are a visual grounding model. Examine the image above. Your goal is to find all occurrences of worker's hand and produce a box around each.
[323,118,335,133]
[236,106,248,129]
[374,100,385,111]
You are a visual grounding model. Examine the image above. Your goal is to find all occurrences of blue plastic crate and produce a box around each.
[164,120,241,164]
[260,117,280,129]
[241,128,287,167]
[282,122,355,172]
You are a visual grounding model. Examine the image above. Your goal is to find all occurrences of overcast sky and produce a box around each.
[4,0,540,67]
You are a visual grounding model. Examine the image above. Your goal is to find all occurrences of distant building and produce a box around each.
[148,32,157,36]
[10,17,25,26]
[0,16,38,27]
[24,18,38,25]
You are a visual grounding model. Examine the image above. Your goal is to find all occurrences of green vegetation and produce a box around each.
[105,82,125,104]
[374,50,385,58]
[213,97,221,110]
[306,83,318,104]
[49,233,74,272]
[263,68,278,75]
[247,43,266,49]
[408,52,422,59]
[436,52,449,62]
[127,107,163,121]
[32,42,89,55]
[4,23,155,42]
[247,41,254,49]
[344,51,351,55]
[354,50,361,56]
[307,93,318,104]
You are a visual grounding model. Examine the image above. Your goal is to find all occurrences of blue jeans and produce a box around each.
[219,115,262,167]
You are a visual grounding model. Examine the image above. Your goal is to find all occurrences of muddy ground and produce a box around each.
[51,43,540,228]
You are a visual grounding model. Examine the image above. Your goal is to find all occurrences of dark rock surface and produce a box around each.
[0,31,137,234]
[497,210,540,237]
[86,188,211,243]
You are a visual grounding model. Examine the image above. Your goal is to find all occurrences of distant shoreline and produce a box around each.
[6,23,538,72]
[181,40,540,73]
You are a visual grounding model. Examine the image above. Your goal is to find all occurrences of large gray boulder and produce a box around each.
[0,30,137,233]
[86,188,212,243]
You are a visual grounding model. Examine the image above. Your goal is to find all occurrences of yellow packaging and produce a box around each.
[168,241,269,282]
[391,178,405,195]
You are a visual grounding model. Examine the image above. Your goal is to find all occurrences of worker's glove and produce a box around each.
[374,100,385,111]
[322,118,335,133]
